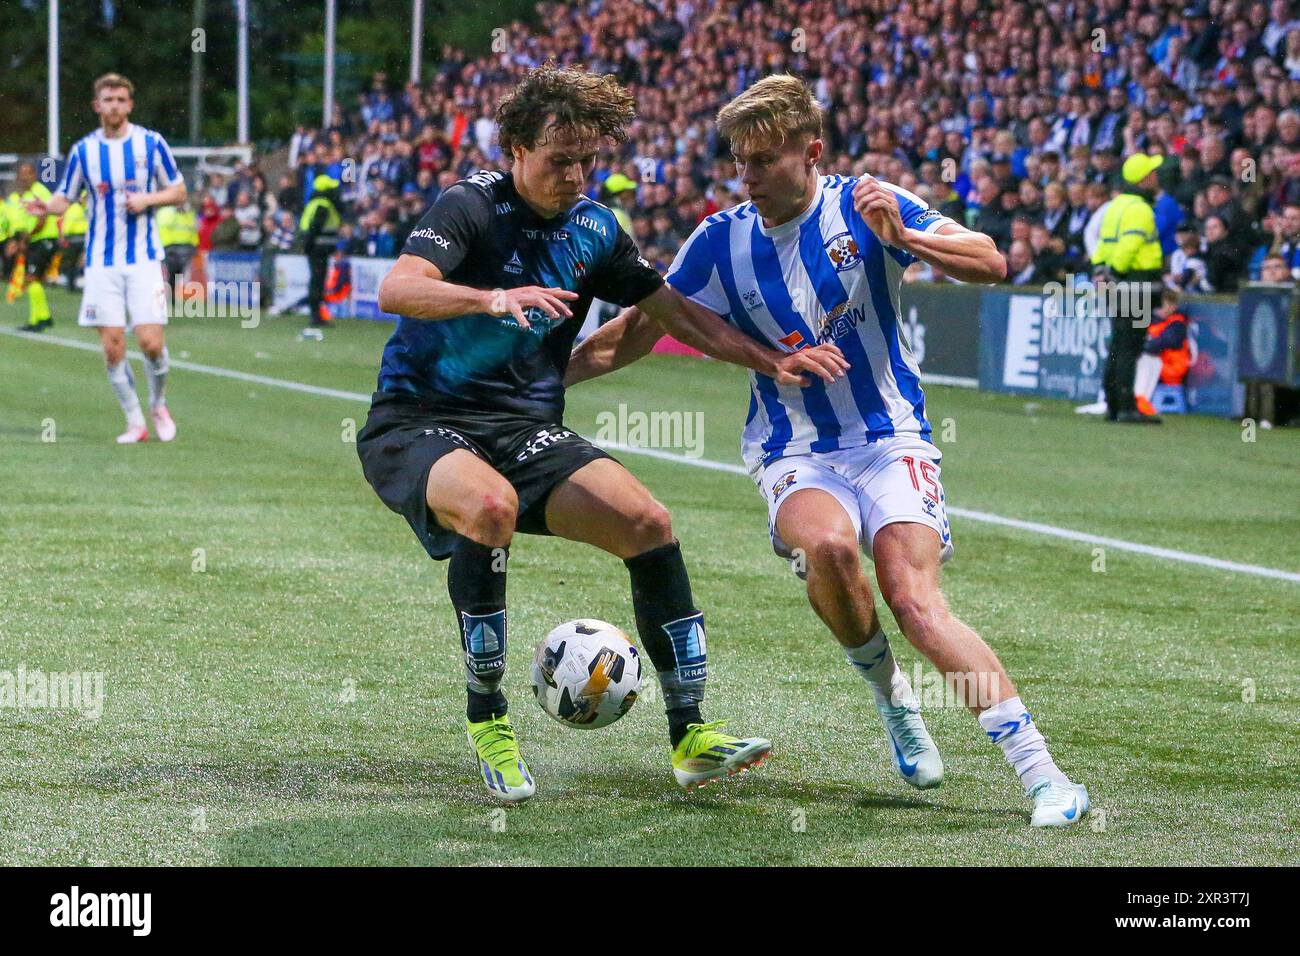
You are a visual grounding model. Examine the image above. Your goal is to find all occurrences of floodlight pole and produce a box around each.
[48,0,60,157]
[236,0,249,143]
[323,0,336,129]
[410,0,424,85]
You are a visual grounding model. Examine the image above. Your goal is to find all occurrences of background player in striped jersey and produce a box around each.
[28,73,187,444]
[569,75,1090,828]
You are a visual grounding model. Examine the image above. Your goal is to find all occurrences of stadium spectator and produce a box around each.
[266,210,296,252]
[234,190,263,251]
[1266,202,1300,275]
[1203,215,1245,291]
[1167,223,1213,293]
[1259,251,1295,281]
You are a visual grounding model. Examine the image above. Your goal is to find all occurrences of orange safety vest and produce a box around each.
[1148,312,1191,385]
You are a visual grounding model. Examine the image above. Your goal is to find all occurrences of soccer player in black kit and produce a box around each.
[357,65,847,802]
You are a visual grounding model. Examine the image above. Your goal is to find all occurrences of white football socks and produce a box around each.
[844,628,915,708]
[979,695,1069,793]
[142,347,169,408]
[1134,353,1162,400]
[107,360,145,429]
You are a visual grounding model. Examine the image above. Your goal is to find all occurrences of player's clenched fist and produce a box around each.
[773,342,850,387]
[852,178,905,246]
[486,285,579,329]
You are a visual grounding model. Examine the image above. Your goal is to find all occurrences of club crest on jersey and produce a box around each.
[771,470,798,499]
[824,231,861,272]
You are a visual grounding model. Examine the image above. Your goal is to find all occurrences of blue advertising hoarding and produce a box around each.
[979,285,1243,417]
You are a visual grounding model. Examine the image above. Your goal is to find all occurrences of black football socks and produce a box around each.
[448,537,508,722]
[624,540,708,747]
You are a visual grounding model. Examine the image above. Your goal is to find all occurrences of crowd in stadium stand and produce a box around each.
[191,0,1300,295]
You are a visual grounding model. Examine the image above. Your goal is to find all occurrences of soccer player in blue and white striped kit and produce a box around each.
[29,73,187,443]
[569,75,1089,827]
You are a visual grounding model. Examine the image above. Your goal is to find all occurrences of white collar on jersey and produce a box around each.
[757,174,825,239]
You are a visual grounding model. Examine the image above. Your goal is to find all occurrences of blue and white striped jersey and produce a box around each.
[665,174,955,473]
[55,124,184,268]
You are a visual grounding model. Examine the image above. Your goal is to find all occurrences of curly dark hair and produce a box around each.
[495,63,636,154]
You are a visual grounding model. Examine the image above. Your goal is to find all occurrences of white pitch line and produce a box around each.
[5,327,1298,584]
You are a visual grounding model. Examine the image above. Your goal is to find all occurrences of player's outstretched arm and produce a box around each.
[853,178,1006,284]
[378,254,577,329]
[636,284,849,387]
[565,306,664,386]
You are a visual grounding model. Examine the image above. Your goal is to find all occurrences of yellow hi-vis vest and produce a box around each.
[1091,191,1162,275]
[10,183,59,241]
[157,206,198,247]
[61,200,88,239]
[299,195,340,235]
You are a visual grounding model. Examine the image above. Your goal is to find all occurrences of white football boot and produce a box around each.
[151,404,177,442]
[877,697,944,789]
[1029,778,1090,828]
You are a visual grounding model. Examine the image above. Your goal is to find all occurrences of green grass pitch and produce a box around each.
[1,287,1297,865]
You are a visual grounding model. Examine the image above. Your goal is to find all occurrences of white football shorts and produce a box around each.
[78,262,169,329]
[756,436,954,565]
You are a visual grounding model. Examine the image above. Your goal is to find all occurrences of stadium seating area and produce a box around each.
[196,0,1300,290]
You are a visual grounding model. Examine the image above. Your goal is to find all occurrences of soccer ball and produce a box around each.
[530,619,642,730]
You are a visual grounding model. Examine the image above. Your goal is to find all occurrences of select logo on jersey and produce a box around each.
[771,470,798,499]
[824,231,861,272]
[504,251,524,274]
[408,227,451,249]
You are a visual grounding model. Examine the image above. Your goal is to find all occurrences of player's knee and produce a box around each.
[628,500,674,550]
[803,532,861,581]
[463,488,518,546]
[885,590,945,646]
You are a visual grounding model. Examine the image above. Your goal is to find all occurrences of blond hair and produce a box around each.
[93,73,134,98]
[715,75,822,155]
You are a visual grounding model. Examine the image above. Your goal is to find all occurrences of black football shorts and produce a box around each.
[357,391,615,560]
